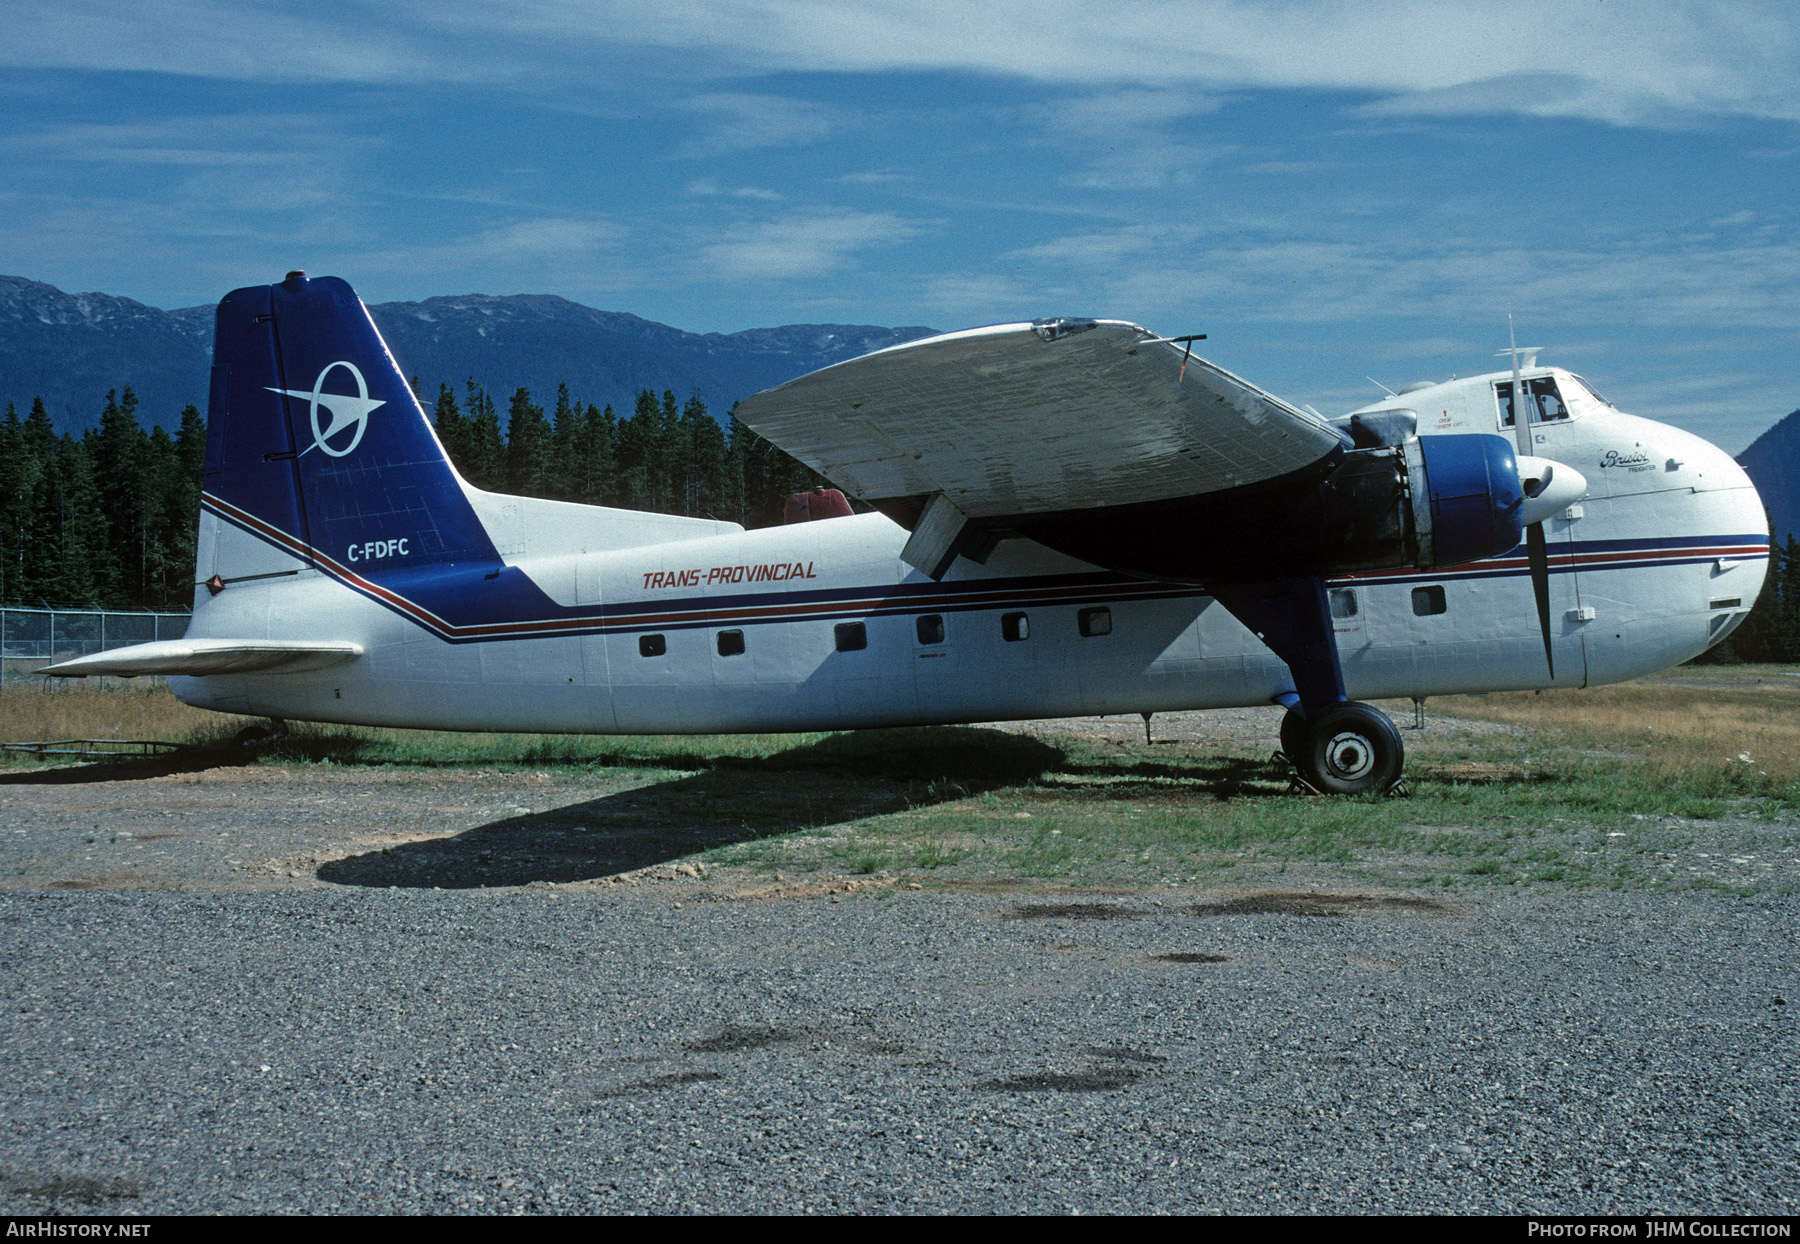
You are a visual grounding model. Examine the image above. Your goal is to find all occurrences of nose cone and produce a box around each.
[1517,456,1589,525]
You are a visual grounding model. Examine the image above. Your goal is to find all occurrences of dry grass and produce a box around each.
[0,681,251,749]
[1429,665,1800,781]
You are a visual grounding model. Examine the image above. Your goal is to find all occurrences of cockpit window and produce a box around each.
[1496,376,1570,427]
[1566,374,1615,408]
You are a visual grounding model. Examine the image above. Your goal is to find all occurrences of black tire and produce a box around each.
[232,720,286,749]
[1278,709,1309,762]
[1295,702,1403,795]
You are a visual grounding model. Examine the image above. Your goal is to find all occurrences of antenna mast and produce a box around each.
[1508,312,1530,459]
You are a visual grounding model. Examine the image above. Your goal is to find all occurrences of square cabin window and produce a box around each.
[1411,585,1447,616]
[1001,611,1030,642]
[835,621,868,652]
[716,629,745,657]
[1078,606,1112,637]
[1329,588,1358,619]
[916,614,945,645]
[638,633,666,657]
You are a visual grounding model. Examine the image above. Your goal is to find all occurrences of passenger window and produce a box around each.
[1001,611,1029,642]
[638,633,666,657]
[716,629,745,656]
[1412,586,1447,616]
[835,621,867,652]
[1078,607,1112,637]
[1497,377,1570,427]
[1328,589,1358,619]
[916,614,945,645]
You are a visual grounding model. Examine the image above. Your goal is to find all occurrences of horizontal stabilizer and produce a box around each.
[42,640,364,679]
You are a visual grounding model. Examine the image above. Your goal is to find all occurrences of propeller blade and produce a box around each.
[1526,520,1554,679]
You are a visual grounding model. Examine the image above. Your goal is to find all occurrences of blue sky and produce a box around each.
[4,1,1796,451]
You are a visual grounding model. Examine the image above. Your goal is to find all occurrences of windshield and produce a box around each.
[1566,374,1615,408]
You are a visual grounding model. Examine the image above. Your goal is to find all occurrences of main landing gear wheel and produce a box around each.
[1293,702,1403,795]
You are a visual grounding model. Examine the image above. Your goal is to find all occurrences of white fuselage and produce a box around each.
[172,371,1767,733]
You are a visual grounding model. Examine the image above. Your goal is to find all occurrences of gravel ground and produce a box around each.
[1,887,1796,1214]
[0,719,1796,1215]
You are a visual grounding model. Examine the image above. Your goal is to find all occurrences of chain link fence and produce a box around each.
[1,607,190,691]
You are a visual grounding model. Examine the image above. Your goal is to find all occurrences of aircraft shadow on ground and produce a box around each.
[0,749,257,785]
[1038,755,1292,800]
[318,726,1070,890]
[315,728,1308,890]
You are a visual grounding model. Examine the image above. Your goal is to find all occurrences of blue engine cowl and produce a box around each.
[1410,433,1525,569]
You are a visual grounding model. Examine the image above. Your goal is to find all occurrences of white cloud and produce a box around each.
[0,113,376,214]
[455,217,622,260]
[678,93,843,154]
[1005,224,1192,267]
[1034,89,1230,188]
[9,2,1797,127]
[697,210,915,280]
[834,170,914,186]
[997,220,1800,335]
[2,0,444,83]
[687,180,784,200]
[1041,89,1223,137]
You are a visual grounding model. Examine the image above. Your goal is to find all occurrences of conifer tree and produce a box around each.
[575,402,616,506]
[88,387,148,603]
[162,404,206,608]
[432,384,469,471]
[0,402,29,604]
[614,389,658,510]
[462,379,506,490]
[505,387,552,497]
[679,394,729,519]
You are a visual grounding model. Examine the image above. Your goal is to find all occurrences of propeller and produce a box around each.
[1511,455,1588,679]
[1504,318,1589,679]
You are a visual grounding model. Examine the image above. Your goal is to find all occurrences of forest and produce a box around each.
[0,380,828,613]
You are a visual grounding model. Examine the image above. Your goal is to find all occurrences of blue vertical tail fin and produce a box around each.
[203,272,499,576]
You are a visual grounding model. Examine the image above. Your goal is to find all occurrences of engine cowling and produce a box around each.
[1002,433,1528,582]
[1408,433,1527,569]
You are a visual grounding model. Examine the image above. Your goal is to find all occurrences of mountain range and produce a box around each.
[0,274,935,435]
[1737,410,1800,549]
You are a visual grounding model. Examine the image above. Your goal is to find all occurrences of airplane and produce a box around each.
[44,272,1769,795]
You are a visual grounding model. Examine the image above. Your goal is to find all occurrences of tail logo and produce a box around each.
[268,361,386,458]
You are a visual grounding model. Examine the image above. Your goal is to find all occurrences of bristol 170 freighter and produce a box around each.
[49,273,1768,794]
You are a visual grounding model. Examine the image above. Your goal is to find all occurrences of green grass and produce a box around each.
[6,678,1797,893]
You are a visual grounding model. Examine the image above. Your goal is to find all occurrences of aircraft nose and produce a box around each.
[1516,455,1588,526]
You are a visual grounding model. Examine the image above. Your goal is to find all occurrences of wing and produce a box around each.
[734,319,1347,524]
[41,639,364,678]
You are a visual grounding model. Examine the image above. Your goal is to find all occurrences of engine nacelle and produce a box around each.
[1003,433,1528,583]
[1281,433,1524,575]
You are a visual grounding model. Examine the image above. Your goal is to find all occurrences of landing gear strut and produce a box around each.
[1211,577,1406,796]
